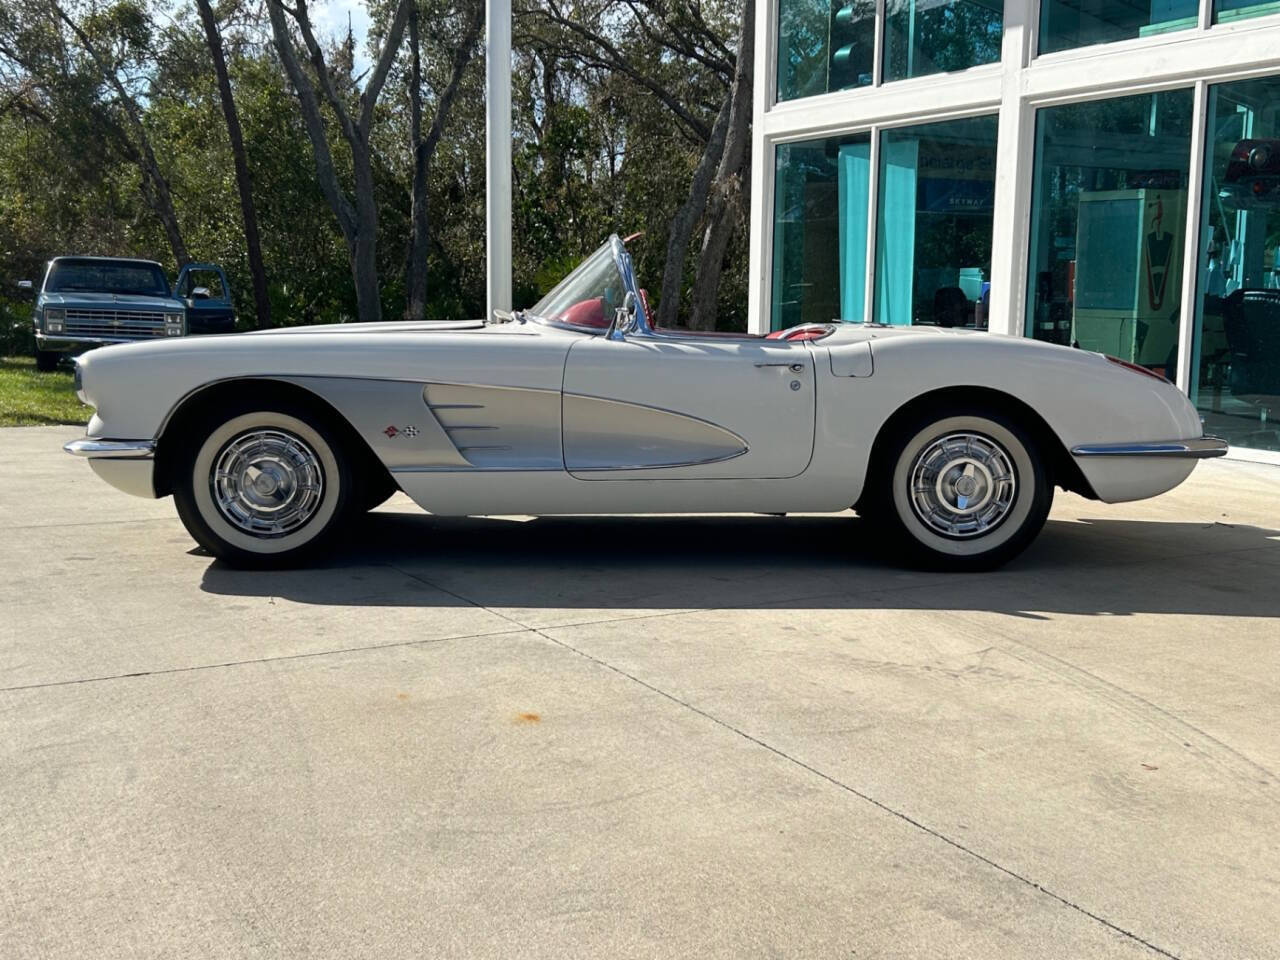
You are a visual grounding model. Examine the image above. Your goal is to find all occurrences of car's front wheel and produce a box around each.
[868,408,1053,571]
[173,402,355,568]
[35,350,60,372]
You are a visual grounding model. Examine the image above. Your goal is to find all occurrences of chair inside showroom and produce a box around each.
[933,286,970,327]
[1222,289,1280,437]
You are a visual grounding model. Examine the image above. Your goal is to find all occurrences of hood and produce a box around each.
[238,318,487,337]
[42,291,183,311]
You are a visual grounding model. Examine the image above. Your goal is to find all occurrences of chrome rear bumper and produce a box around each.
[1071,437,1228,459]
[64,438,156,459]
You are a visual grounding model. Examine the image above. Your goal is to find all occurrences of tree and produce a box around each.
[687,0,752,330]
[530,0,751,329]
[403,0,483,321]
[49,0,191,266]
[266,0,413,322]
[194,0,271,327]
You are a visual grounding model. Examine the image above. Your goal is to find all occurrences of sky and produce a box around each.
[308,0,373,75]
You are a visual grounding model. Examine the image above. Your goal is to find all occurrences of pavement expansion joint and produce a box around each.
[0,625,531,693]
[386,561,1186,960]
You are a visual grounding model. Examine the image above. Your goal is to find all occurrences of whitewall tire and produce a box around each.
[174,405,354,567]
[873,409,1053,571]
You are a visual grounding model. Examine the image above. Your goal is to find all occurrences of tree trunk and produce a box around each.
[352,153,383,323]
[687,0,755,331]
[403,3,429,321]
[351,227,383,325]
[403,2,482,321]
[687,175,744,330]
[655,94,731,329]
[195,0,271,328]
[266,0,411,323]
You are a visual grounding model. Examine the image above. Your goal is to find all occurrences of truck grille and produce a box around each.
[64,308,168,339]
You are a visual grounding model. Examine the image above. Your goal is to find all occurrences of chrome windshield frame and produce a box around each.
[608,235,651,337]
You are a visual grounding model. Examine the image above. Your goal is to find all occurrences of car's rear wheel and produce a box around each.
[868,408,1053,571]
[173,402,355,568]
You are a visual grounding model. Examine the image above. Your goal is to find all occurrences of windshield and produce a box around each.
[46,259,170,297]
[528,240,628,332]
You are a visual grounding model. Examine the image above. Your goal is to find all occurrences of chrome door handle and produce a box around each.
[755,362,806,373]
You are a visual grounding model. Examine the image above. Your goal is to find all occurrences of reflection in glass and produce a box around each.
[1191,77,1280,453]
[1038,0,1198,54]
[1215,0,1280,23]
[883,0,1003,82]
[777,0,874,102]
[1026,91,1194,378]
[874,115,998,327]
[772,135,872,329]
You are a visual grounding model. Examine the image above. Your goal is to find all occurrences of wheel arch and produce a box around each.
[152,377,393,498]
[856,385,1096,510]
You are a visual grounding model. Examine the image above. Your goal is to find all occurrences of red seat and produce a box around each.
[560,297,609,329]
[766,324,832,342]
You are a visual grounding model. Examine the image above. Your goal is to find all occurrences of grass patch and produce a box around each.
[0,356,92,427]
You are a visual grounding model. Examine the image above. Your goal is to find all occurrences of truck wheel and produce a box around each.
[173,401,355,568]
[869,407,1053,571]
[35,350,60,372]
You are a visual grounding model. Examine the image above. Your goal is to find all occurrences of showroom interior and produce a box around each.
[747,0,1280,459]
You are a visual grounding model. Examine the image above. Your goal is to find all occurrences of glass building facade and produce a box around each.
[759,0,1280,455]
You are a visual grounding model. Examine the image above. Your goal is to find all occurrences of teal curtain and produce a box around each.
[837,142,871,321]
[876,137,919,325]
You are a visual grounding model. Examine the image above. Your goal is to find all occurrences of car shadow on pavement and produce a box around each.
[199,511,1280,619]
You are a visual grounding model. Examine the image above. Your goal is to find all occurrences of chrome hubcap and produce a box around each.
[212,429,324,537]
[909,432,1017,539]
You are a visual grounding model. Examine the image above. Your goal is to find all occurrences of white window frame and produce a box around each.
[750,0,1280,462]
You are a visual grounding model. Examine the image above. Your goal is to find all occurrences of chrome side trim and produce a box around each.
[1070,437,1228,459]
[64,438,156,459]
[569,448,751,472]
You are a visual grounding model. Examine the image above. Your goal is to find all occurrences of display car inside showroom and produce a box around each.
[750,0,1280,458]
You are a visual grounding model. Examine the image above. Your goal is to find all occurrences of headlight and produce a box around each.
[164,312,185,336]
[44,308,65,334]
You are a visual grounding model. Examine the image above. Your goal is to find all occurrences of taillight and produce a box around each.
[1105,355,1171,384]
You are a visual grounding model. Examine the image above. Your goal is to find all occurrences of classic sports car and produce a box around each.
[66,236,1226,570]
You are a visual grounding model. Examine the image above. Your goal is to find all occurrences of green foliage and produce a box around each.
[0,0,747,333]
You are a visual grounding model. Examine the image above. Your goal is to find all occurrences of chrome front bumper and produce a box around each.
[64,438,158,498]
[1070,436,1228,459]
[64,438,156,459]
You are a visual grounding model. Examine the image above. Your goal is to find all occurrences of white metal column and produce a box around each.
[485,0,512,319]
[987,0,1037,337]
[1176,80,1210,393]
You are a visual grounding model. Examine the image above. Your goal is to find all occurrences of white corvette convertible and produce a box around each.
[67,235,1226,569]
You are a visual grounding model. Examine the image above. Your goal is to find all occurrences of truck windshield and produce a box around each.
[46,260,170,297]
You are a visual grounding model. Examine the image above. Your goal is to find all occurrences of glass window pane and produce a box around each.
[777,0,874,102]
[1038,0,1198,55]
[771,135,872,329]
[1191,77,1280,453]
[873,115,998,327]
[1026,91,1194,378]
[883,0,1003,82]
[1215,0,1280,22]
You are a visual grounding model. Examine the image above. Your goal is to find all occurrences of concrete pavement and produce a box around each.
[2,425,1278,959]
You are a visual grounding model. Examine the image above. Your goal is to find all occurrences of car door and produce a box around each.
[561,334,816,480]
[174,262,235,334]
